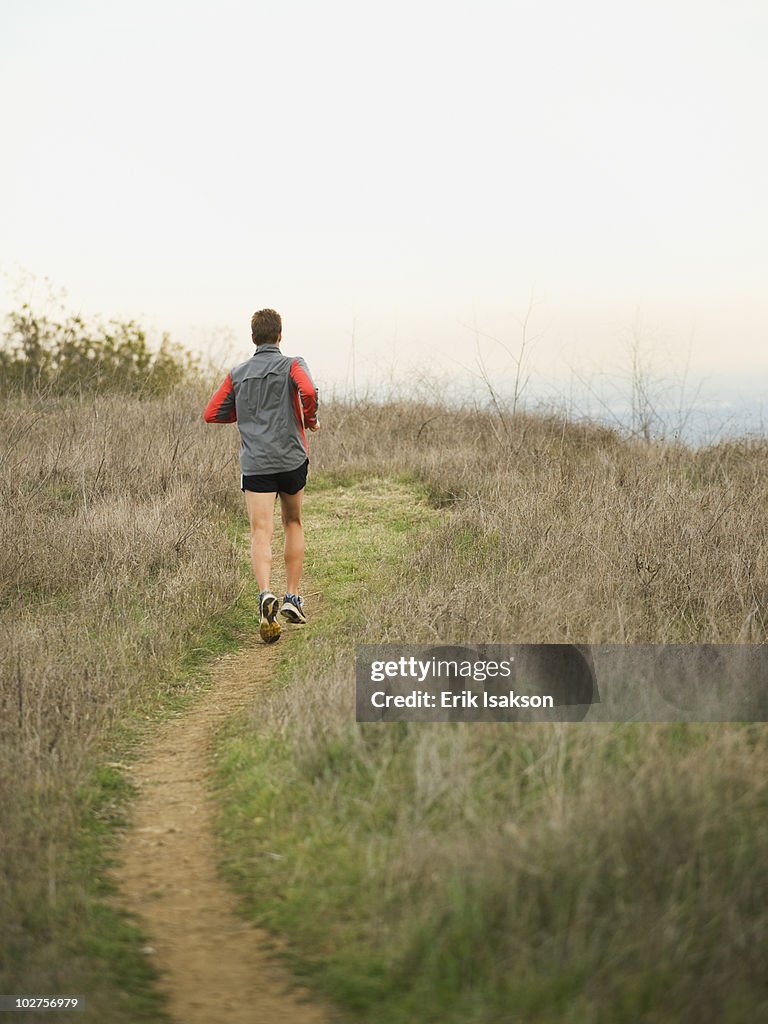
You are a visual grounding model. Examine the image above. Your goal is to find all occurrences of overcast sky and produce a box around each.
[1,0,766,405]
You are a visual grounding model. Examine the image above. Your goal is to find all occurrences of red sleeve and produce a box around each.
[289,358,318,427]
[203,373,237,423]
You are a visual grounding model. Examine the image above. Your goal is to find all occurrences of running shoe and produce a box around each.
[259,590,281,643]
[280,593,307,624]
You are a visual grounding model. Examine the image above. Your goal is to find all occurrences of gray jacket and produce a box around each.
[203,344,318,475]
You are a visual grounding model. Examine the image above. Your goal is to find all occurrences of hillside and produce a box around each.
[1,389,766,1022]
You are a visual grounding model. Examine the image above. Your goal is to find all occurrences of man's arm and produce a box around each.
[290,357,319,428]
[203,373,237,423]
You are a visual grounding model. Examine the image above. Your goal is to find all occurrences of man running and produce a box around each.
[203,308,319,643]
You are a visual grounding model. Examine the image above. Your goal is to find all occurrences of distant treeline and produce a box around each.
[0,304,198,396]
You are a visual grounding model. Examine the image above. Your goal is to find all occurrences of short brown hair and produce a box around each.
[250,308,282,345]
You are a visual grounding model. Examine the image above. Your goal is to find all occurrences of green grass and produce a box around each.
[212,478,768,1024]
[212,478,435,992]
[1,766,171,1024]
[8,389,768,1022]
[5,476,431,1022]
[2,512,265,1023]
[64,767,172,1024]
[268,474,440,682]
[54,482,427,1021]
[77,529,267,1003]
[213,478,446,1018]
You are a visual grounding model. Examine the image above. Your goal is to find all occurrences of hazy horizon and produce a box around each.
[2,0,766,434]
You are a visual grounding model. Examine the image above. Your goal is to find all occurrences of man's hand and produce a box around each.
[308,420,320,432]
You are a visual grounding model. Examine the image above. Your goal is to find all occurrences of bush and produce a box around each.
[0,304,199,396]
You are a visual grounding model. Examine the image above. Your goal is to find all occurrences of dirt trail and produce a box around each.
[110,614,330,1024]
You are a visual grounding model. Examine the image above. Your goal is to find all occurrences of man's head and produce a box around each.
[251,308,282,346]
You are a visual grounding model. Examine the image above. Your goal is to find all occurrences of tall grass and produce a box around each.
[217,398,768,1023]
[0,386,246,1016]
[3,384,767,1020]
[310,398,768,643]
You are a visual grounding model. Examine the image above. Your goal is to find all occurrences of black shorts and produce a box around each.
[241,459,309,495]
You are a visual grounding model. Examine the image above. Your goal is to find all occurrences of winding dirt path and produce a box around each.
[110,619,330,1024]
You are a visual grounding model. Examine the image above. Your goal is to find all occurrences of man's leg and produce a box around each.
[279,488,304,595]
[245,490,277,592]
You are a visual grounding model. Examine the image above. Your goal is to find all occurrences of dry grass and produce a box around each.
[3,386,768,1021]
[311,399,768,644]
[0,386,246,1012]
[217,398,768,1023]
